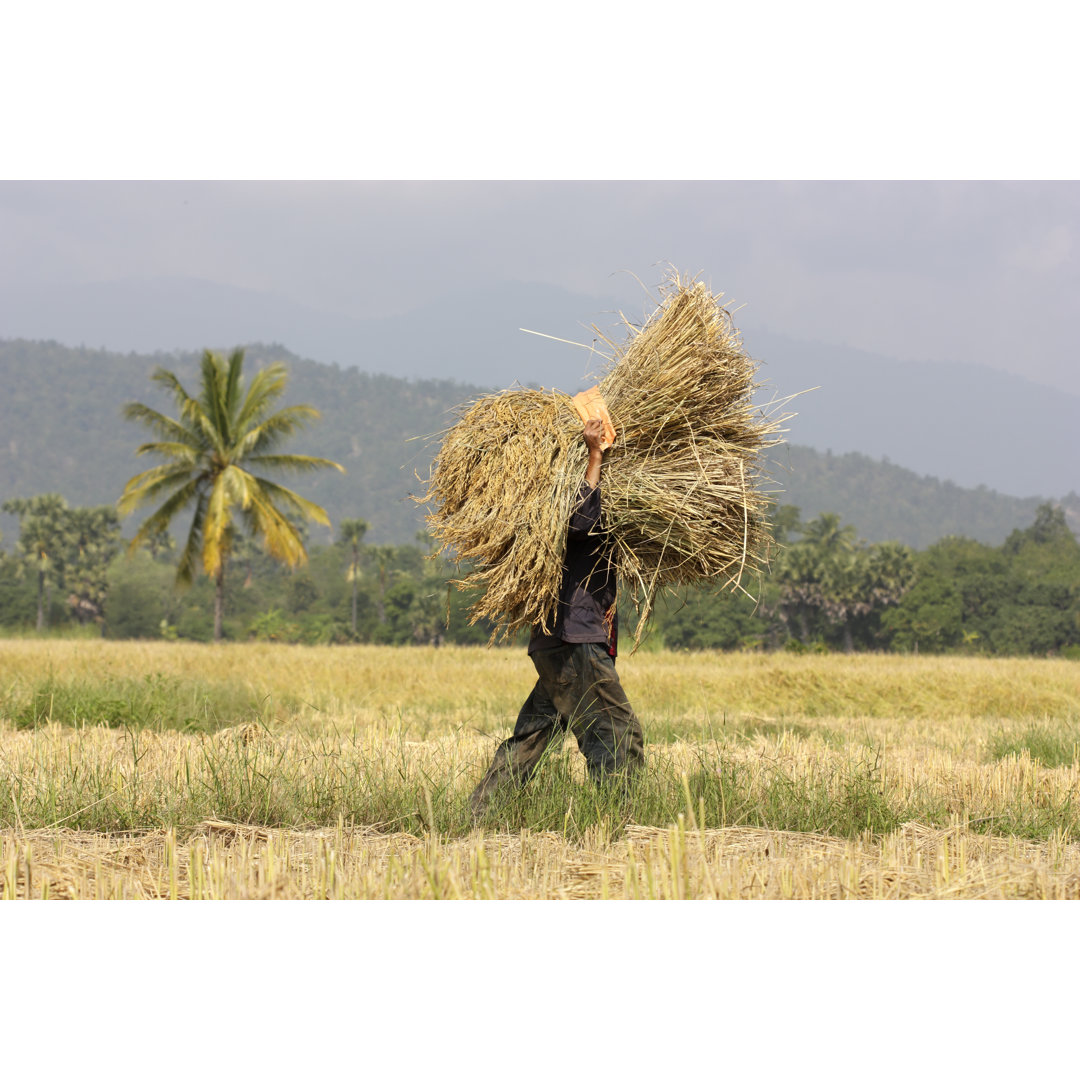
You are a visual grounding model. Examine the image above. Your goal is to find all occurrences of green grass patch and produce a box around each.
[3,674,296,734]
[4,723,1076,844]
[471,746,926,841]
[967,792,1079,843]
[987,724,1080,769]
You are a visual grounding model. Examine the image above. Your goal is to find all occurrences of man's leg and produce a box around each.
[468,677,566,814]
[536,643,644,783]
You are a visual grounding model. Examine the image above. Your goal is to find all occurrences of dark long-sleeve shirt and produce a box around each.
[528,483,618,657]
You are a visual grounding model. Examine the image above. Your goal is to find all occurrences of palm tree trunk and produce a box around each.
[36,566,45,631]
[214,565,225,642]
[351,551,358,634]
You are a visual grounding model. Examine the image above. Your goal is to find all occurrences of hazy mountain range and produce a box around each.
[1,275,1075,502]
[1,338,1074,552]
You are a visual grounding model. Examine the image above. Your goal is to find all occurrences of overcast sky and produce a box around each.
[2,179,1077,397]
[3,5,1078,399]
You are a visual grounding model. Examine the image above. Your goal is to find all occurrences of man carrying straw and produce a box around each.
[423,275,783,814]
[469,414,644,815]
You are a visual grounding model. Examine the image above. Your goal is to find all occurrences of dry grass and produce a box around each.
[4,635,1075,730]
[5,820,1078,900]
[2,640,1078,899]
[420,275,786,640]
[1,639,1074,732]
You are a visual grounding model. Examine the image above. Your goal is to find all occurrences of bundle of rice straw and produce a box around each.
[419,273,785,644]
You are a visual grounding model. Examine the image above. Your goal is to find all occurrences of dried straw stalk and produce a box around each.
[420,274,785,642]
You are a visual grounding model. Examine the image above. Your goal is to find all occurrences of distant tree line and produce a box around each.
[2,495,1077,657]
[652,502,1080,657]
[2,346,1076,656]
[1,494,122,631]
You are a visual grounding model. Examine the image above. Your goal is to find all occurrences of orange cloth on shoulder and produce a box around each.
[570,386,616,450]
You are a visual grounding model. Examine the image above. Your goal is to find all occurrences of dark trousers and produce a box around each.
[470,642,644,810]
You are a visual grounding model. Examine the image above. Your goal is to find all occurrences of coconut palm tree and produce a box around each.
[2,493,70,630]
[370,544,397,626]
[866,541,916,610]
[802,512,857,556]
[338,518,368,634]
[119,348,344,641]
[774,541,824,644]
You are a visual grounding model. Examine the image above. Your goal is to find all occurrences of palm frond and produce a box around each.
[201,470,237,576]
[191,411,227,457]
[236,405,322,457]
[199,350,231,450]
[176,492,208,587]
[118,463,200,516]
[242,487,307,568]
[255,476,332,527]
[132,441,201,463]
[150,367,198,414]
[229,472,307,567]
[235,363,289,432]
[155,360,222,457]
[120,460,195,507]
[246,453,346,474]
[121,402,201,447]
[223,348,246,432]
[127,476,202,553]
[221,463,252,509]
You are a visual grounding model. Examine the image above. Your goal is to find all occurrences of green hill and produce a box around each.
[0,339,471,546]
[1,338,1072,550]
[770,445,1076,549]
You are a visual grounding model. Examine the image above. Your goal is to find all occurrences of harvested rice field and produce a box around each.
[2,639,1078,899]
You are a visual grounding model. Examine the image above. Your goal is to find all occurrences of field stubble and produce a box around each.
[2,640,1078,899]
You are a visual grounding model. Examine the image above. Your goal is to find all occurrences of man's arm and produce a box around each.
[583,416,605,489]
[568,418,605,537]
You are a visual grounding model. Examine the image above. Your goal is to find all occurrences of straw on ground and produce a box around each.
[2,640,1078,900]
